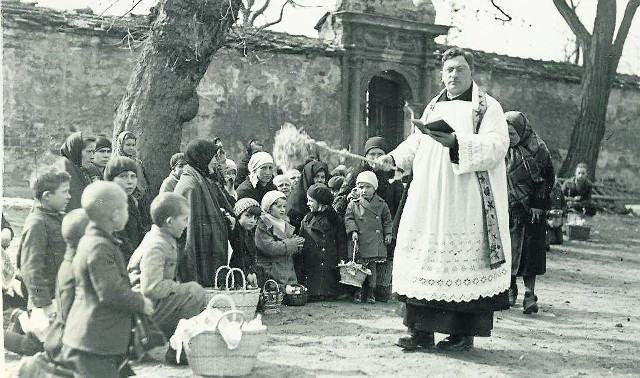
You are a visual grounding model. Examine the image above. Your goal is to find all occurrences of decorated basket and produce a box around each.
[262,279,284,315]
[186,294,267,377]
[203,266,260,319]
[338,239,371,288]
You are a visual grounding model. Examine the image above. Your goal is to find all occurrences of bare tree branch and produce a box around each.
[553,0,591,49]
[489,0,512,22]
[255,0,291,30]
[610,0,640,69]
[249,0,272,25]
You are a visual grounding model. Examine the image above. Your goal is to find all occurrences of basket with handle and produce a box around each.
[203,266,260,319]
[262,279,284,315]
[186,294,267,377]
[338,239,371,288]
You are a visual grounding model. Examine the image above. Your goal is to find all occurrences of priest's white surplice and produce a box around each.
[390,88,512,302]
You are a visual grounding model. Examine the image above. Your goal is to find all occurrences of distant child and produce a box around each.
[44,208,90,361]
[285,169,301,187]
[85,135,112,181]
[224,158,238,201]
[160,153,186,193]
[114,131,151,220]
[255,191,304,287]
[300,184,346,301]
[128,192,205,364]
[229,198,261,288]
[105,156,149,263]
[562,162,596,216]
[273,174,293,199]
[62,181,154,377]
[344,171,392,304]
[18,168,70,321]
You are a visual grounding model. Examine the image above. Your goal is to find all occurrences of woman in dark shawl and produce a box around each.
[505,111,555,314]
[174,139,234,287]
[59,131,95,212]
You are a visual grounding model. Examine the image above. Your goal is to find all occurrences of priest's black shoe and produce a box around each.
[436,335,474,351]
[395,332,435,351]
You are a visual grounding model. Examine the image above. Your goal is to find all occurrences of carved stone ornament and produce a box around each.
[333,0,436,24]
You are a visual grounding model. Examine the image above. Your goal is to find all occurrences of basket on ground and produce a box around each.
[282,284,308,306]
[338,240,371,288]
[262,279,284,314]
[203,266,260,319]
[567,224,590,240]
[186,294,267,377]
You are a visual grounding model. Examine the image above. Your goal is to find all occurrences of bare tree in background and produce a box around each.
[238,0,318,29]
[554,0,640,179]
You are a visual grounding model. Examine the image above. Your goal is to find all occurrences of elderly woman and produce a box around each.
[236,151,277,203]
[174,139,234,286]
[505,111,555,314]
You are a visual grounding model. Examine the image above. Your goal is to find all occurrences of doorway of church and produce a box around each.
[365,71,411,151]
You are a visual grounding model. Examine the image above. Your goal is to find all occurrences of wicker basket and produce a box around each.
[567,224,591,240]
[338,240,371,288]
[186,295,267,377]
[262,279,284,315]
[282,284,308,306]
[203,266,260,319]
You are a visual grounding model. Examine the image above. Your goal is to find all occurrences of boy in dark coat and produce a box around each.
[300,184,346,301]
[229,198,262,288]
[562,163,596,216]
[345,171,393,304]
[62,181,154,377]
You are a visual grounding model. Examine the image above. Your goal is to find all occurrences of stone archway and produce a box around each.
[364,70,413,150]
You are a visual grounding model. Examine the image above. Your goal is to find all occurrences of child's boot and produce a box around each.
[366,289,376,304]
[353,289,362,304]
[523,293,539,314]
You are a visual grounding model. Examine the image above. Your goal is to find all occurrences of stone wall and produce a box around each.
[2,3,640,195]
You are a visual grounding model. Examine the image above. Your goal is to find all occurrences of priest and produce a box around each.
[376,48,511,351]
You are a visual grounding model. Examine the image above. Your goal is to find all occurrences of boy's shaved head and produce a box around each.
[81,181,127,222]
[150,192,189,226]
[61,208,90,247]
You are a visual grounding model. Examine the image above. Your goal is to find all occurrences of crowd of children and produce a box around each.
[1,130,440,376]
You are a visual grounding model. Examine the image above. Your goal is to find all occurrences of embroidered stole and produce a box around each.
[421,86,506,269]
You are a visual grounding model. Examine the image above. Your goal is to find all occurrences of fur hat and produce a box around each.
[248,152,274,173]
[364,136,387,154]
[104,156,137,181]
[356,171,378,190]
[234,197,261,217]
[170,153,186,169]
[306,183,333,206]
[327,176,344,190]
[261,190,286,213]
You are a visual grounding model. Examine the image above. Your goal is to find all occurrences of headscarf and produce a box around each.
[272,174,292,188]
[505,111,552,211]
[248,151,274,187]
[184,139,218,179]
[60,131,84,167]
[225,159,237,173]
[114,131,136,158]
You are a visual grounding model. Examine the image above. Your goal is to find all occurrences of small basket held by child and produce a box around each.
[338,239,371,288]
[262,279,284,314]
[203,266,260,319]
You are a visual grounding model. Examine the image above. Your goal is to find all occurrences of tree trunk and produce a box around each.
[113,0,243,196]
[558,1,616,180]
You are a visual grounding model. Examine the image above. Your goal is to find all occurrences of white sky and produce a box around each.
[30,0,640,75]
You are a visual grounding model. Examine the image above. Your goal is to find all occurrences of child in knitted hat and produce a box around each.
[255,191,304,287]
[229,198,262,288]
[344,171,393,304]
[160,153,186,193]
[300,184,346,301]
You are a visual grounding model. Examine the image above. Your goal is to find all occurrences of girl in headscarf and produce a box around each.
[236,151,277,203]
[505,111,555,315]
[174,140,235,286]
[59,131,95,212]
[113,131,150,209]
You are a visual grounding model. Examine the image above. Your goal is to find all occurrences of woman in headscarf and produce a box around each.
[59,131,95,212]
[287,160,330,232]
[236,151,277,203]
[505,111,555,315]
[113,131,150,217]
[174,139,235,286]
[235,139,264,188]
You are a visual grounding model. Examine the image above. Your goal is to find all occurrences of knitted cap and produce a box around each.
[356,171,378,190]
[234,197,261,217]
[225,158,238,172]
[170,153,186,169]
[327,176,344,190]
[104,156,137,181]
[261,190,286,212]
[248,151,274,173]
[364,136,387,154]
[273,174,292,187]
[307,183,333,206]
[95,135,112,151]
[61,208,90,247]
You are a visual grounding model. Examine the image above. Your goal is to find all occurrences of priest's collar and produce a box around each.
[439,83,473,102]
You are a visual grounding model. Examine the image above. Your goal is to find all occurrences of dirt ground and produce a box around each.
[3,212,639,377]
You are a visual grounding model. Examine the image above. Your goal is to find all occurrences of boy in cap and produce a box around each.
[160,153,187,193]
[62,181,154,377]
[344,171,393,304]
[300,183,346,301]
[85,135,112,181]
[128,192,205,364]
